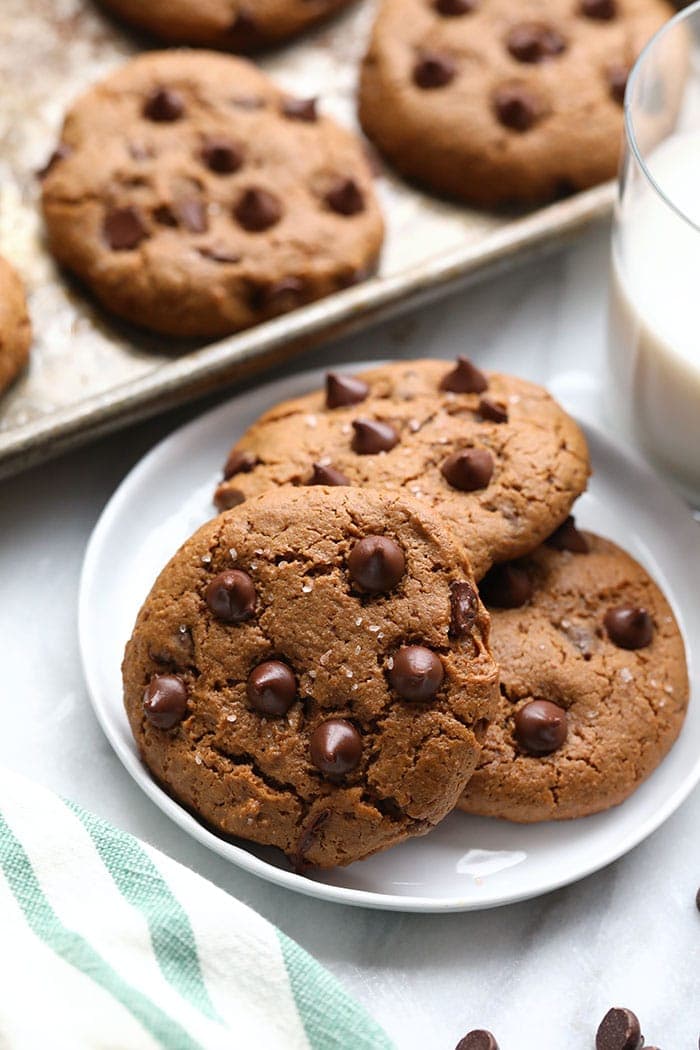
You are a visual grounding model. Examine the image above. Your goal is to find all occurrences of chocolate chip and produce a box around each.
[214,486,245,511]
[435,0,475,14]
[223,449,257,481]
[230,10,258,37]
[310,720,362,776]
[604,607,654,650]
[205,570,256,622]
[282,97,318,122]
[198,246,242,264]
[234,188,282,232]
[595,1008,642,1050]
[480,563,533,609]
[247,660,297,717]
[295,808,331,870]
[307,462,351,486]
[251,277,304,314]
[581,0,617,19]
[478,397,508,423]
[507,23,566,63]
[449,581,478,639]
[325,177,365,216]
[390,646,444,702]
[441,448,494,491]
[546,516,590,553]
[414,51,456,89]
[348,535,406,592]
[178,198,208,233]
[456,1032,499,1050]
[153,204,178,227]
[351,419,400,454]
[493,85,541,131]
[440,356,488,394]
[608,64,629,105]
[514,700,567,754]
[143,87,185,122]
[143,674,188,729]
[103,206,149,251]
[201,138,243,174]
[326,372,370,409]
[37,143,72,180]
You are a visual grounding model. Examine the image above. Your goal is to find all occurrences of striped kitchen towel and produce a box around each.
[0,768,394,1050]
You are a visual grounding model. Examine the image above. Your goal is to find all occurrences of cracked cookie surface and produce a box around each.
[359,0,671,206]
[214,358,590,581]
[123,487,499,869]
[0,256,31,396]
[459,530,689,822]
[41,50,383,338]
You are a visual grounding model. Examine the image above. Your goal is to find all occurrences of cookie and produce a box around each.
[123,487,499,869]
[0,256,31,396]
[98,0,355,50]
[358,0,671,206]
[214,358,590,581]
[40,51,383,338]
[459,525,689,822]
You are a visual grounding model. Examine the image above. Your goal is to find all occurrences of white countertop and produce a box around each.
[1,220,697,1050]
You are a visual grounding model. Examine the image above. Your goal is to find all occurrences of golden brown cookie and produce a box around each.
[40,51,383,338]
[0,255,31,396]
[214,358,590,581]
[99,0,355,50]
[359,0,671,206]
[123,487,499,869]
[459,524,689,822]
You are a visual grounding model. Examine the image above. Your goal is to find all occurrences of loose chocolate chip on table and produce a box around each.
[449,581,478,639]
[103,206,149,251]
[247,660,297,717]
[478,397,508,423]
[177,198,208,233]
[205,570,256,622]
[581,0,617,19]
[201,138,243,174]
[546,515,590,553]
[595,1007,642,1050]
[37,143,72,179]
[223,449,257,480]
[604,607,654,650]
[307,462,351,486]
[325,177,365,216]
[143,674,188,729]
[435,0,475,14]
[507,23,566,64]
[234,187,282,232]
[608,64,629,105]
[493,84,540,131]
[440,356,488,394]
[326,372,370,409]
[310,720,362,776]
[351,419,400,454]
[282,97,318,122]
[414,51,457,89]
[390,646,444,701]
[480,563,533,608]
[143,87,185,122]
[441,448,494,491]
[348,535,406,592]
[515,700,568,754]
[456,1031,499,1050]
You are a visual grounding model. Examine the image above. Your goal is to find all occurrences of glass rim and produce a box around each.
[625,0,700,235]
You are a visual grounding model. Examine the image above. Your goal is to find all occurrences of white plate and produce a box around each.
[79,363,700,912]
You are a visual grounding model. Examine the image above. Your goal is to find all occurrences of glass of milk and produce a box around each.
[607,3,700,504]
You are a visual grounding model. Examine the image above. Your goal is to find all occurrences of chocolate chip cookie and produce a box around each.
[359,0,671,206]
[459,524,689,822]
[40,51,383,338]
[99,0,355,50]
[0,256,31,396]
[214,358,590,581]
[123,487,499,869]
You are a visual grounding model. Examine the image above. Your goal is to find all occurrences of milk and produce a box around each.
[607,130,700,504]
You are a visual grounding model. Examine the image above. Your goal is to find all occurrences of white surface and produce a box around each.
[1,223,698,1046]
[79,365,700,914]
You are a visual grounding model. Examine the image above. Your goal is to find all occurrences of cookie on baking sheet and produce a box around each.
[0,256,31,396]
[213,357,590,581]
[123,487,499,869]
[40,51,383,338]
[98,0,355,50]
[459,524,689,822]
[358,0,671,207]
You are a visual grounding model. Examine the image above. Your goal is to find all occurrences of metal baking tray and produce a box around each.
[0,0,615,479]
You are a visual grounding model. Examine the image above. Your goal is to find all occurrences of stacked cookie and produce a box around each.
[122,357,689,869]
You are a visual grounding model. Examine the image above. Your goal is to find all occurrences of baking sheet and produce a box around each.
[0,0,615,479]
